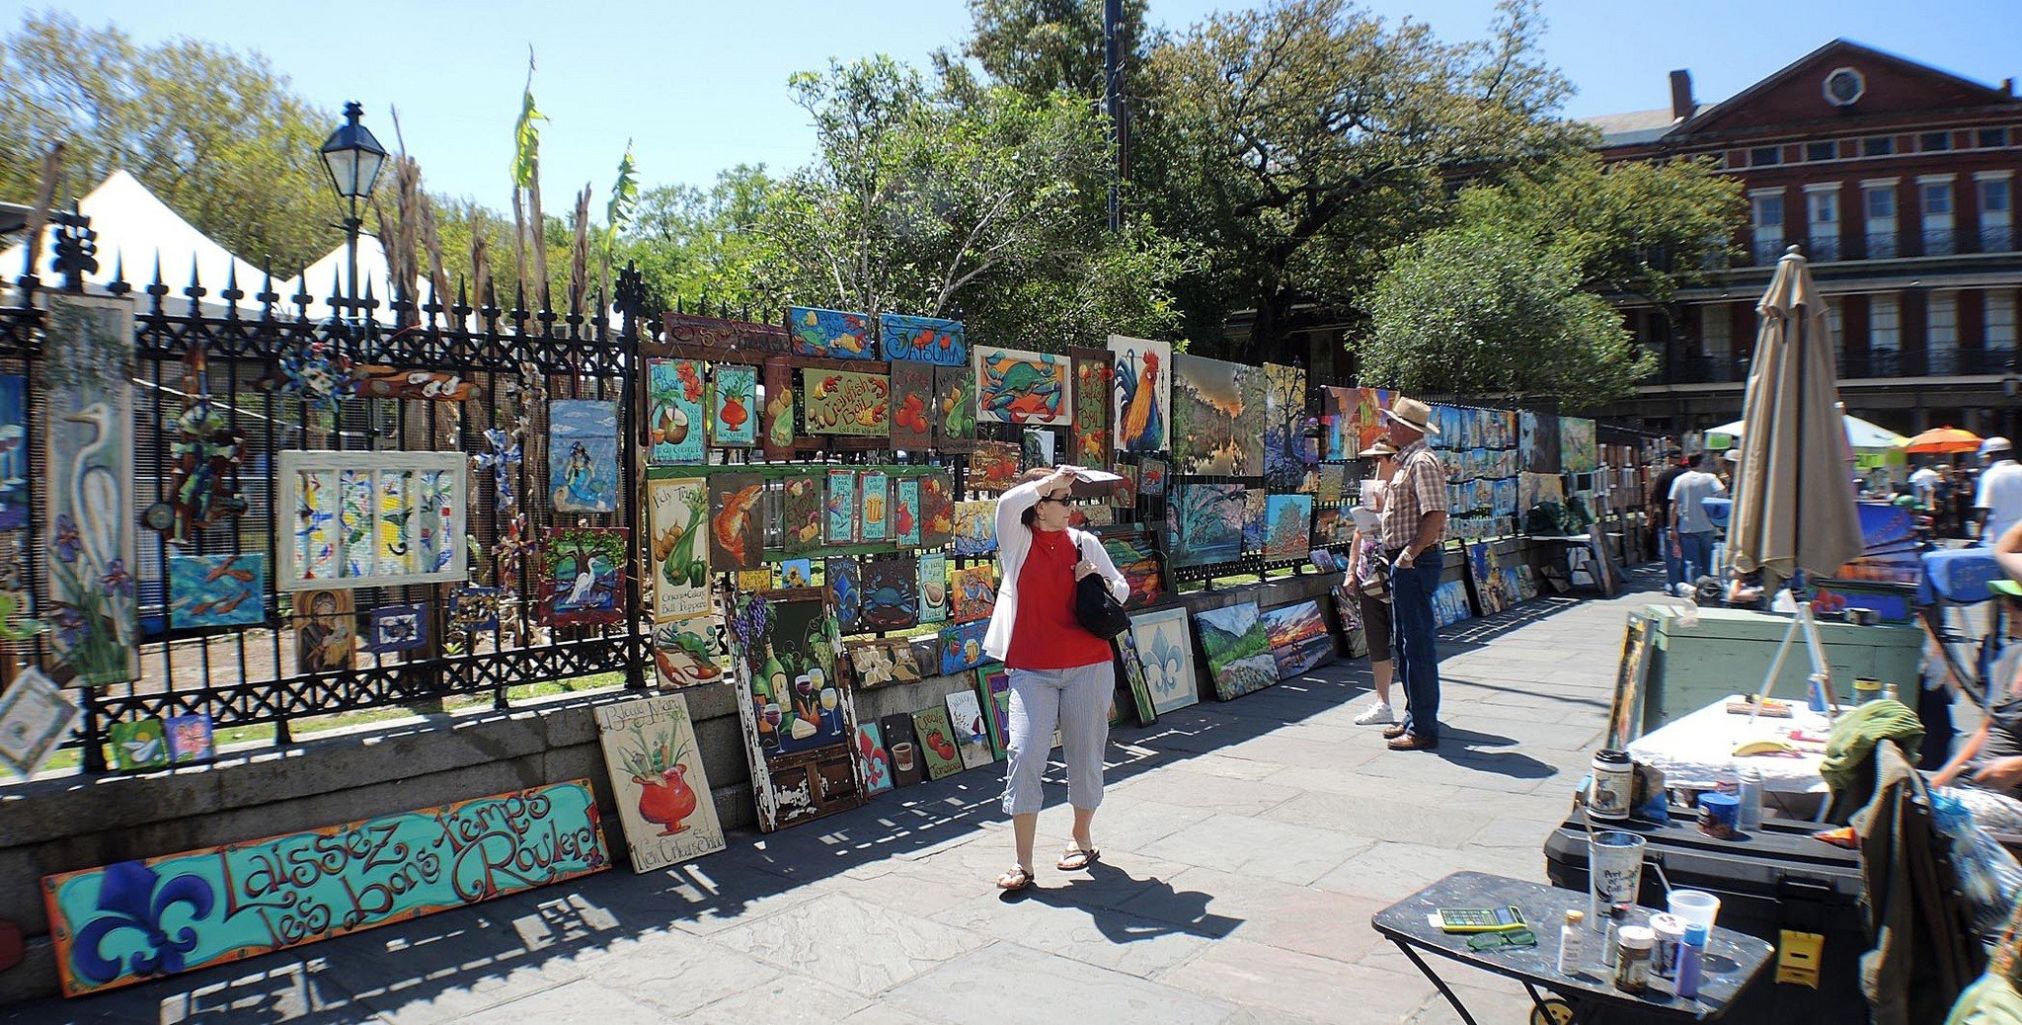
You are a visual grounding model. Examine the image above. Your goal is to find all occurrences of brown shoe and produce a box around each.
[1382,724,1409,740]
[1388,734,1439,751]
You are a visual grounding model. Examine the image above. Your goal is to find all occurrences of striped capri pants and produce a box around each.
[1001,660,1111,816]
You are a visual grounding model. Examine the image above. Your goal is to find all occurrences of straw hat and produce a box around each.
[1380,396,1439,436]
[1358,438,1398,459]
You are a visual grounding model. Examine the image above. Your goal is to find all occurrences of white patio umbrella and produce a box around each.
[1705,413,1907,451]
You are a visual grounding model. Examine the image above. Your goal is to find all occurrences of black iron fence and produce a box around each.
[4,217,645,770]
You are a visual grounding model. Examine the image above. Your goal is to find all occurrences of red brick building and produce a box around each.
[1589,39,2022,441]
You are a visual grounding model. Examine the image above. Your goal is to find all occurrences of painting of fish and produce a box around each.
[975,346,1070,426]
[708,474,765,572]
[787,305,876,360]
[826,469,857,545]
[169,553,266,629]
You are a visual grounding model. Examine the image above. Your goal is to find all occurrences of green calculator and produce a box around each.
[1437,905,1528,934]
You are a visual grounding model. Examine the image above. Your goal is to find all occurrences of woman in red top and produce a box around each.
[986,467,1129,892]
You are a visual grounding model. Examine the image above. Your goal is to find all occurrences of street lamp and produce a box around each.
[318,101,387,317]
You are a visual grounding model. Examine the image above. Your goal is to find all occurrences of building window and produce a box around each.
[1750,146,1783,167]
[1806,141,1837,162]
[1806,186,1840,260]
[1988,291,2018,358]
[1921,131,1953,152]
[1979,174,2014,253]
[1929,291,1958,375]
[1978,127,2010,149]
[1870,294,1900,374]
[1702,304,1732,373]
[1863,182,1897,258]
[1863,136,1895,157]
[1751,191,1785,263]
[1921,177,1956,256]
[1826,302,1845,369]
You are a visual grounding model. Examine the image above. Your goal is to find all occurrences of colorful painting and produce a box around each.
[42,781,608,997]
[860,555,920,631]
[975,346,1070,426]
[164,713,214,764]
[919,552,948,624]
[1315,464,1346,504]
[294,589,355,673]
[1259,599,1334,679]
[42,294,138,684]
[1021,427,1056,471]
[761,357,799,459]
[1140,457,1168,497]
[1194,601,1277,700]
[543,527,628,626]
[932,364,978,449]
[1127,606,1197,716]
[1242,489,1268,553]
[880,713,925,788]
[889,360,934,450]
[855,721,894,794]
[365,603,428,654]
[1261,363,1316,492]
[1432,579,1474,628]
[651,614,724,689]
[880,312,967,366]
[710,364,758,448]
[977,663,1012,757]
[1116,631,1158,726]
[1320,386,1356,462]
[1520,411,1560,474]
[944,690,995,769]
[449,585,501,636]
[859,471,889,543]
[968,440,1021,492]
[780,559,815,589]
[788,305,875,360]
[109,717,168,771]
[645,358,706,464]
[894,477,921,547]
[781,475,824,556]
[826,469,858,545]
[1109,335,1170,455]
[827,556,863,635]
[549,399,621,514]
[850,638,918,689]
[1168,483,1245,569]
[1069,348,1110,470]
[1112,463,1138,509]
[1170,354,1258,476]
[801,368,890,437]
[0,374,25,529]
[168,553,265,629]
[648,476,711,619]
[920,470,955,547]
[949,563,998,625]
[707,473,765,572]
[953,501,998,557]
[0,668,80,777]
[911,706,964,780]
[727,588,862,830]
[940,620,989,675]
[1353,387,1393,457]
[1101,531,1166,608]
[1560,417,1598,474]
[1263,494,1314,561]
[595,694,726,872]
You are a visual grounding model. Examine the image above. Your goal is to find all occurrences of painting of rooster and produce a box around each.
[1108,335,1170,455]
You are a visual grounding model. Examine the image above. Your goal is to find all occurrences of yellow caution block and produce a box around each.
[1776,930,1824,989]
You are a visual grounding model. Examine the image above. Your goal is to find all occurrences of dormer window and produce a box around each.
[1823,67,1865,107]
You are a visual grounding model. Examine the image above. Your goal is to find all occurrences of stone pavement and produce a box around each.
[6,569,1670,1025]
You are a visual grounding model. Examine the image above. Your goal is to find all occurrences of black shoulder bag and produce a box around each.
[1073,540,1132,639]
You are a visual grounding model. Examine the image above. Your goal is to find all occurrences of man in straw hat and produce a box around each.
[1377,396,1449,751]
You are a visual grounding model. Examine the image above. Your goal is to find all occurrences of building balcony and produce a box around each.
[1649,348,2017,387]
[1663,355,1743,384]
[1736,227,2018,266]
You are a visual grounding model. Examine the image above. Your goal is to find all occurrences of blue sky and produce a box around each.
[27,0,2022,212]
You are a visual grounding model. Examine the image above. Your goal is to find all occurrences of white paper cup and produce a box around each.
[1589,831,1646,926]
[1668,889,1720,933]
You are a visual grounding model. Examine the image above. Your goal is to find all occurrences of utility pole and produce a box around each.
[1103,0,1126,233]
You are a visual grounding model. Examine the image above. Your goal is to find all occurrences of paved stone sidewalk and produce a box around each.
[6,570,1668,1025]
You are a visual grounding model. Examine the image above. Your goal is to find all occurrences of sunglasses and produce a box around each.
[1036,495,1073,506]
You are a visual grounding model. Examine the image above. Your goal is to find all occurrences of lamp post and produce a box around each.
[317,101,388,319]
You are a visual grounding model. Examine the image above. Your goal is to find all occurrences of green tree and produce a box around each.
[954,0,1149,100]
[1132,0,1575,354]
[0,13,341,273]
[623,165,784,315]
[1354,221,1653,408]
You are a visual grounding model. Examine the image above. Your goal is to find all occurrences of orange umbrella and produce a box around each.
[1900,426,1983,455]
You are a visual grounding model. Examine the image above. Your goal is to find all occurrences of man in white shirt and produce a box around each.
[1910,462,1942,504]
[1976,438,2022,545]
[1668,453,1727,595]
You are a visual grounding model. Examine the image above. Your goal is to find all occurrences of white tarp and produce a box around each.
[0,170,268,292]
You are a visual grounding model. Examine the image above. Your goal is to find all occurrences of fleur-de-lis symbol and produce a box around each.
[69,860,217,987]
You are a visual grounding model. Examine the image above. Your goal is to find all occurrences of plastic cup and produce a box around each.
[1589,831,1646,926]
[1668,890,1720,933]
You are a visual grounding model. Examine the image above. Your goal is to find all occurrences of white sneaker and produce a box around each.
[1354,701,1395,726]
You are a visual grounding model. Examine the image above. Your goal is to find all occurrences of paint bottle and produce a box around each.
[1649,913,1686,979]
[1589,749,1634,822]
[1557,910,1584,975]
[1614,925,1654,994]
[1676,922,1708,1000]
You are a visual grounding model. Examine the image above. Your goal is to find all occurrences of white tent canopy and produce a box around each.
[280,234,394,322]
[0,170,268,291]
[1705,413,1907,451]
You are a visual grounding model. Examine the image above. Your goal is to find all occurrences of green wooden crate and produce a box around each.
[1639,604,1922,735]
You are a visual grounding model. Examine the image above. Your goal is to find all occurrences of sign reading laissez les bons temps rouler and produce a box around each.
[42,780,608,997]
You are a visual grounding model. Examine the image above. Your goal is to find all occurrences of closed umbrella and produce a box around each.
[1899,426,1982,455]
[1729,247,1864,583]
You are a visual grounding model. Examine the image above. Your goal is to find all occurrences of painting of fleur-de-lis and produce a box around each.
[1126,606,1197,716]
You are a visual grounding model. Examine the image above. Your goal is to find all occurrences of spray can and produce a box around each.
[1676,922,1708,1000]
[1737,765,1764,830]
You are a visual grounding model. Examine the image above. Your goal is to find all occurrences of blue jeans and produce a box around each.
[1677,531,1715,584]
[1662,528,1684,589]
[1390,557,1443,742]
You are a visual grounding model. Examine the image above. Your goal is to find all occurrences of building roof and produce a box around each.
[1579,108,1681,147]
[0,170,268,288]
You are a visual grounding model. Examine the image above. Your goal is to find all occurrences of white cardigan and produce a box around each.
[982,477,1131,662]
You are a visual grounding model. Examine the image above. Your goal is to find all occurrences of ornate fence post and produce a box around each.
[615,262,648,691]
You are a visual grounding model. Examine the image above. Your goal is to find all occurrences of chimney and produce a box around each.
[2005,77,2015,96]
[1670,69,1696,121]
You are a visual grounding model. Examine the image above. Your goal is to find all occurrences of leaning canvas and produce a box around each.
[1126,606,1198,716]
[594,693,727,872]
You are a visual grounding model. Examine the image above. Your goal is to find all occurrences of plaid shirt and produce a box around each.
[1380,439,1447,551]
